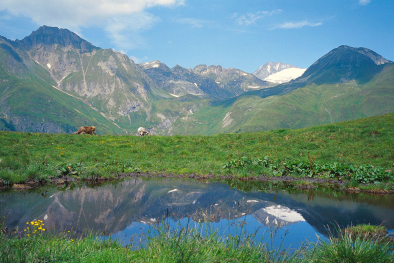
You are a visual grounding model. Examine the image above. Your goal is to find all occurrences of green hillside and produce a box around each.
[0,74,124,134]
[168,63,394,135]
[0,45,123,134]
[236,63,394,133]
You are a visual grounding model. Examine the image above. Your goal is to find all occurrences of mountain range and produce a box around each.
[0,26,393,135]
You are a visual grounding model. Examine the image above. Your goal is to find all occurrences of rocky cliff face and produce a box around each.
[0,27,163,134]
[16,26,98,83]
[11,26,171,132]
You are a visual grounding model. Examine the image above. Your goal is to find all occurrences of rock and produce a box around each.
[12,184,30,190]
[56,179,65,185]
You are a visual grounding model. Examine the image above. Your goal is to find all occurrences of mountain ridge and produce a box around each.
[16,25,98,53]
[0,26,393,135]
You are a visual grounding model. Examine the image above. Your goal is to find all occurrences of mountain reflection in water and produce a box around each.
[1,178,394,249]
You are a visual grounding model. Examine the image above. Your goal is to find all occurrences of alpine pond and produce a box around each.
[1,178,394,249]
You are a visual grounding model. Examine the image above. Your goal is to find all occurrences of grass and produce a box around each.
[136,221,302,263]
[343,224,394,244]
[1,215,393,263]
[0,113,393,187]
[308,224,394,263]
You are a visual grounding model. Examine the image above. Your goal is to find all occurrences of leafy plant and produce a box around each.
[57,162,86,177]
[223,156,393,183]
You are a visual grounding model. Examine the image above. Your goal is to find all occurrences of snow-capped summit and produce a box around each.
[264,67,306,84]
[253,62,306,84]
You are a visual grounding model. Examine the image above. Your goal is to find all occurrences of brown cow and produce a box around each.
[74,126,96,135]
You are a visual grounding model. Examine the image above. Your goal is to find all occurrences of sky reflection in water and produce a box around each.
[1,177,394,249]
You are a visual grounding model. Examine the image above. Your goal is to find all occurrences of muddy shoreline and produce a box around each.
[1,172,393,194]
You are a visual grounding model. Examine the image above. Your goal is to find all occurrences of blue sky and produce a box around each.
[0,0,393,73]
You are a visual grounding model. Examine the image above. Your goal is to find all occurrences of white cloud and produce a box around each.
[105,12,159,50]
[232,10,282,26]
[0,0,184,49]
[359,0,371,5]
[273,21,322,29]
[0,0,184,28]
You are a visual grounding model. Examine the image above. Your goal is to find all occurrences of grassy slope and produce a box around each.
[0,72,124,134]
[233,64,394,133]
[154,96,229,135]
[0,112,393,184]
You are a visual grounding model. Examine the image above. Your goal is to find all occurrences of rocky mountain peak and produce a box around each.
[172,64,189,71]
[301,45,392,84]
[192,64,223,75]
[18,25,97,53]
[312,45,391,67]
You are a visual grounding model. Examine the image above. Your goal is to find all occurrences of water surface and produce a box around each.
[1,178,394,249]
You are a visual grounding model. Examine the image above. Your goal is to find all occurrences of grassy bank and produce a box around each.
[0,113,393,188]
[1,218,393,263]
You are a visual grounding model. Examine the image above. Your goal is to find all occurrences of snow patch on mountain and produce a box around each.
[263,205,305,223]
[254,62,294,79]
[140,60,167,70]
[254,62,306,84]
[264,68,306,84]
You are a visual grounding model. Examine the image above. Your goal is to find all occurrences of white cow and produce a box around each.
[137,127,149,136]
